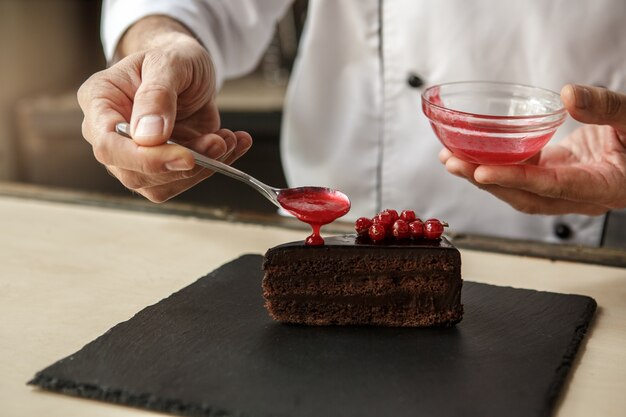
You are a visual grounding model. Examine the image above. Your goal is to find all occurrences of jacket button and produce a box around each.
[554,223,572,239]
[407,73,424,88]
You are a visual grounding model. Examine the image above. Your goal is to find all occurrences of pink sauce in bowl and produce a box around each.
[422,82,567,165]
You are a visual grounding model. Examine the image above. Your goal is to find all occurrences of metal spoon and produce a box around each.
[114,122,351,220]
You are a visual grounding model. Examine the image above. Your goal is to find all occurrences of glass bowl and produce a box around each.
[422,81,567,164]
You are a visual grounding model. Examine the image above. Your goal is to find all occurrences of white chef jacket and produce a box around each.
[102,0,626,246]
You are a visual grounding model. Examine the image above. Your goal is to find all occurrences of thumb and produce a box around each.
[130,55,184,146]
[561,84,626,132]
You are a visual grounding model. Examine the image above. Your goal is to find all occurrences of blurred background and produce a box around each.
[1,0,307,213]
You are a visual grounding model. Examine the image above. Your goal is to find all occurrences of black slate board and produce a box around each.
[30,254,596,417]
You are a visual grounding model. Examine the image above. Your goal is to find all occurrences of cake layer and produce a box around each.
[264,255,457,277]
[265,288,461,311]
[266,299,463,327]
[263,272,458,296]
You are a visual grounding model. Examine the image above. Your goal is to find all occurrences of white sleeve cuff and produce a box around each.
[102,0,291,88]
[101,0,227,87]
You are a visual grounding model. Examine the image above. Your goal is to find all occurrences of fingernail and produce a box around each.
[165,159,193,171]
[573,85,592,109]
[136,115,164,138]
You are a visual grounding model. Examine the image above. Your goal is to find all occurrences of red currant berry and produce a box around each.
[400,210,416,222]
[382,209,399,222]
[368,223,387,242]
[355,217,373,236]
[373,212,393,230]
[409,220,424,239]
[392,219,410,239]
[424,219,444,239]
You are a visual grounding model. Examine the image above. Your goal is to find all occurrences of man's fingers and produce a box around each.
[214,129,237,160]
[226,131,253,163]
[129,53,186,146]
[184,130,252,164]
[110,165,205,190]
[442,155,608,215]
[561,84,626,133]
[443,156,479,180]
[78,76,134,146]
[108,165,214,200]
[137,130,252,202]
[180,133,228,159]
[137,169,216,203]
[93,131,195,173]
[477,183,608,216]
[81,106,127,147]
[438,148,453,164]
[472,164,615,205]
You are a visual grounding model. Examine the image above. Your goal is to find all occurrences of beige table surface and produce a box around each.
[1,193,625,417]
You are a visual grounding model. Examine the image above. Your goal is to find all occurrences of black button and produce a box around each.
[554,223,572,239]
[407,73,424,88]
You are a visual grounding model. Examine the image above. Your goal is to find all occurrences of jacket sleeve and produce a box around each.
[101,0,293,87]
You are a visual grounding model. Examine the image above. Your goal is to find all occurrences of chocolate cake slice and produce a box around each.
[262,234,463,327]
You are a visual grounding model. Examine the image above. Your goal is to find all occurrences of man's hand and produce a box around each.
[77,16,252,202]
[440,84,626,215]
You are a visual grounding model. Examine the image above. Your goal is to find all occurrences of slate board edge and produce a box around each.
[27,255,260,417]
[28,373,241,417]
[27,254,599,417]
[544,297,597,417]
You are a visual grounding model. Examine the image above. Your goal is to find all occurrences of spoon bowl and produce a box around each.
[277,187,351,225]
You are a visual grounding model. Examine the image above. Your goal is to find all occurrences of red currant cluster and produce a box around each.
[354,209,448,243]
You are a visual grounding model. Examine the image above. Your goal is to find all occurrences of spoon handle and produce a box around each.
[115,122,281,208]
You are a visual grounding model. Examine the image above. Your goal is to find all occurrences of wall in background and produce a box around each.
[0,0,104,181]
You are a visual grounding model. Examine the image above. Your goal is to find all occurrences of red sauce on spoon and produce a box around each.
[277,187,351,246]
